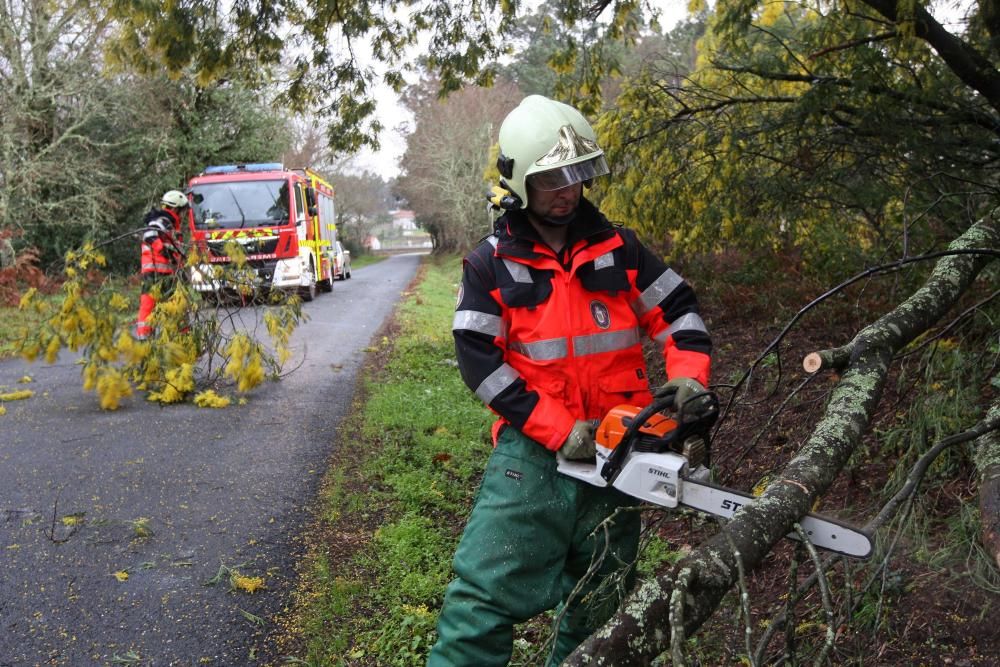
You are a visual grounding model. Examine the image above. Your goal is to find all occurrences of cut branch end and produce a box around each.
[803,352,823,374]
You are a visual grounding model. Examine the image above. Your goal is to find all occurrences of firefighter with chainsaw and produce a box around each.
[428,95,712,666]
[135,189,188,340]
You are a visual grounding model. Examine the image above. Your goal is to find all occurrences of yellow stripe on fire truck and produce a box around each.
[214,228,278,240]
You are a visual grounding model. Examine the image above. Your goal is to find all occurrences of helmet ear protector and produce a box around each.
[492,154,523,210]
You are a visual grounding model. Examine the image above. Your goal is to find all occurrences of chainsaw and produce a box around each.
[556,391,873,559]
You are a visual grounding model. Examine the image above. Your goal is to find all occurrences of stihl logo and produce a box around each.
[721,499,744,512]
[647,467,673,480]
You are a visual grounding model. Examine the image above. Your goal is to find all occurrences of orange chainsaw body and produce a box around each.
[596,405,679,451]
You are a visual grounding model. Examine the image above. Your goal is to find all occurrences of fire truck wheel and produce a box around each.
[300,264,316,302]
[320,270,334,293]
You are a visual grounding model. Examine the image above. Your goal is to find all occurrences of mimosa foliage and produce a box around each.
[16,242,304,409]
[595,3,997,277]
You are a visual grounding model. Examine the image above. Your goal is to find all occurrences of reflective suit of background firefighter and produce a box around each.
[428,95,713,666]
[135,190,188,340]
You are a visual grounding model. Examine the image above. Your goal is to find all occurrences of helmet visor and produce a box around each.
[526,155,609,192]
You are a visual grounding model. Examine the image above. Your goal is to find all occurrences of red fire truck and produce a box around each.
[186,163,338,301]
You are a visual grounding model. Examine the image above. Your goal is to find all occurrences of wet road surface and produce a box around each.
[0,253,424,666]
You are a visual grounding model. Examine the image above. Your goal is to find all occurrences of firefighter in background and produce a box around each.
[428,96,712,666]
[135,190,188,340]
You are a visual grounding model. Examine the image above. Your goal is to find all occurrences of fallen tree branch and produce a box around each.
[722,247,1000,423]
[752,406,1000,660]
[803,287,1000,373]
[975,404,1000,568]
[895,287,1000,360]
[565,216,999,665]
[802,347,851,374]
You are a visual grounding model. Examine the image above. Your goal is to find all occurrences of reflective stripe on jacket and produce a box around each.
[140,208,183,275]
[453,199,711,451]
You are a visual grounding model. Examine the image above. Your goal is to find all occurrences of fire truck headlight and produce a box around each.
[189,264,208,285]
[274,258,300,281]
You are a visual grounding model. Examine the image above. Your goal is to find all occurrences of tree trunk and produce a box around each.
[565,215,999,665]
[977,404,1000,568]
[860,0,1000,114]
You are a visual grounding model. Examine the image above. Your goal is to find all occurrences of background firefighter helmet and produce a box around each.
[161,190,188,209]
[496,95,609,210]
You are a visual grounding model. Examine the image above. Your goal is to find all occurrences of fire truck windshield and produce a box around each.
[190,180,290,230]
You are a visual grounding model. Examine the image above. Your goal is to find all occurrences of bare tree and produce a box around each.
[0,0,119,262]
[397,78,520,252]
[324,169,394,251]
[281,116,335,170]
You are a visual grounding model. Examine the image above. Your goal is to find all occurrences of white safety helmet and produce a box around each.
[161,190,189,209]
[496,95,609,210]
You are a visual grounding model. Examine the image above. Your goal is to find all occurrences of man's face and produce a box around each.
[526,182,583,220]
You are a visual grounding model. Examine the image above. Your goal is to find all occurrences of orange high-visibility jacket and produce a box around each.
[452,199,712,451]
[140,208,183,275]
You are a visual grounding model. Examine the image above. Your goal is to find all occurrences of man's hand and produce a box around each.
[559,420,596,460]
[653,377,706,409]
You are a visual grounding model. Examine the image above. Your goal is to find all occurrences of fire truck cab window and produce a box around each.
[294,183,306,226]
[189,180,291,229]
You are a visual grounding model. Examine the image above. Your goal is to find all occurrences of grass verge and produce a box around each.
[348,254,383,272]
[276,255,741,666]
[279,254,495,666]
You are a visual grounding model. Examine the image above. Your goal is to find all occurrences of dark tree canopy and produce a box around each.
[102,0,667,151]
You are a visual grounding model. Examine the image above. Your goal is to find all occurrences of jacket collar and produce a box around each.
[494,198,617,261]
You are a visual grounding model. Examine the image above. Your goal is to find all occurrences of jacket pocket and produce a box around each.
[597,368,650,403]
[499,270,553,308]
[579,260,630,295]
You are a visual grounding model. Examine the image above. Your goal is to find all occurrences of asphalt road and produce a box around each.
[0,253,424,666]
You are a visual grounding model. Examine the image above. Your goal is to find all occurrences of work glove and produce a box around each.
[654,377,706,410]
[559,420,597,460]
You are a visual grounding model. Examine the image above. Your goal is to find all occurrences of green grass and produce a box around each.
[285,254,746,665]
[287,255,494,666]
[348,253,383,271]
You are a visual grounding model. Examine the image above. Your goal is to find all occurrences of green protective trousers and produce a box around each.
[427,427,640,667]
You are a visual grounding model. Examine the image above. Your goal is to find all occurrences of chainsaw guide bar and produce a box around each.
[557,392,874,560]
